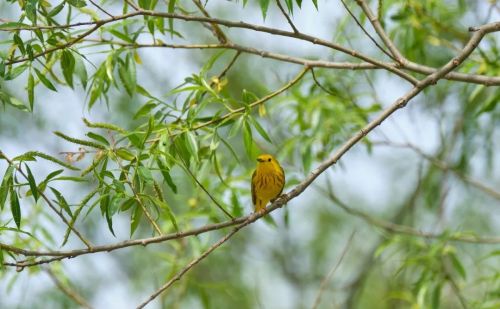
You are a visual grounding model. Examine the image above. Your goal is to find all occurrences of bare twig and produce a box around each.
[340,0,395,60]
[89,0,114,18]
[46,268,94,309]
[276,0,299,33]
[355,0,405,62]
[136,220,245,308]
[374,141,500,201]
[312,231,356,309]
[192,0,229,43]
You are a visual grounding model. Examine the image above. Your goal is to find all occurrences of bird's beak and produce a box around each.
[257,158,263,162]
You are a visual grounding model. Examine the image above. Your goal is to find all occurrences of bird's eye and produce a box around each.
[268,158,271,162]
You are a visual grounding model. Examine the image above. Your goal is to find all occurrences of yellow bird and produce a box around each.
[251,154,285,213]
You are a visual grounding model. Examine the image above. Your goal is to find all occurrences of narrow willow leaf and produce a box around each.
[116,148,136,161]
[67,0,86,8]
[449,252,467,279]
[13,34,26,55]
[156,159,177,193]
[48,2,65,16]
[74,55,88,89]
[34,68,57,91]
[149,196,178,231]
[134,101,157,119]
[130,203,142,237]
[259,0,271,19]
[5,64,28,80]
[108,29,135,43]
[248,116,272,143]
[49,187,72,216]
[243,120,253,157]
[86,132,109,146]
[61,50,76,88]
[137,166,153,183]
[10,186,21,228]
[25,164,38,202]
[27,72,34,111]
[185,131,199,162]
[0,165,14,210]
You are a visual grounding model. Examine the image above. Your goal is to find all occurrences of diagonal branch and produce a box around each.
[1,22,499,269]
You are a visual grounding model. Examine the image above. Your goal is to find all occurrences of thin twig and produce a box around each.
[166,128,235,220]
[124,0,140,11]
[89,0,114,18]
[136,221,245,308]
[46,268,94,309]
[355,0,405,62]
[340,0,395,61]
[276,0,299,33]
[192,0,229,43]
[2,9,418,84]
[374,141,500,201]
[312,231,356,309]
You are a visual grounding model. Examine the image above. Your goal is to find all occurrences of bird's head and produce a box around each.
[256,154,275,165]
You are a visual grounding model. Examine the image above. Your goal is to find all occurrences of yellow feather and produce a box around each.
[251,154,285,213]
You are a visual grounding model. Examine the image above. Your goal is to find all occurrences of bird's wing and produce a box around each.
[251,170,256,205]
[278,165,285,194]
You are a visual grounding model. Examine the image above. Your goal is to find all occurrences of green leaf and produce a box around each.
[49,187,72,217]
[248,116,272,143]
[26,44,34,61]
[137,166,154,183]
[5,64,28,80]
[34,68,57,91]
[100,192,115,236]
[149,196,178,231]
[133,101,157,119]
[259,0,271,19]
[25,164,38,202]
[156,159,177,193]
[118,54,137,96]
[27,72,34,111]
[116,148,136,161]
[185,131,199,162]
[86,132,109,146]
[130,203,142,237]
[311,0,318,9]
[105,52,115,82]
[49,2,65,16]
[67,0,86,8]
[108,29,135,43]
[431,282,442,309]
[25,0,37,23]
[448,252,466,279]
[10,185,21,228]
[0,165,15,210]
[74,55,88,89]
[13,34,26,55]
[167,0,176,36]
[61,50,76,88]
[243,120,253,157]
